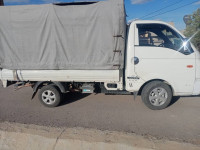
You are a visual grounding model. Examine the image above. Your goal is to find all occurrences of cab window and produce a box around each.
[137,24,193,54]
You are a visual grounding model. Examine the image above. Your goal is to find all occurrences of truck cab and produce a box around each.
[125,20,200,109]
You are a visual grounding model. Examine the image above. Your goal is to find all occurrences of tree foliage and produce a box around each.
[0,0,4,6]
[184,8,200,49]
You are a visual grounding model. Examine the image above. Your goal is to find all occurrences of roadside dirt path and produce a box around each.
[0,122,200,150]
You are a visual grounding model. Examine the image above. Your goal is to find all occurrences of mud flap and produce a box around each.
[133,91,138,100]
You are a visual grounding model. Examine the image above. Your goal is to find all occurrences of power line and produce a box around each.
[144,0,199,19]
[139,0,184,19]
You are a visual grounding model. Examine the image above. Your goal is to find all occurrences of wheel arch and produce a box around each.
[31,81,67,99]
[138,79,174,96]
[33,81,66,93]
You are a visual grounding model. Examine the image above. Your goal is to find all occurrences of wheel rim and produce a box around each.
[42,90,56,105]
[149,87,168,106]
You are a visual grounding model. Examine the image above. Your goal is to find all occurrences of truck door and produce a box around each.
[134,23,195,94]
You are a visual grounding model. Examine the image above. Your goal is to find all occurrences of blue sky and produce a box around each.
[4,0,200,30]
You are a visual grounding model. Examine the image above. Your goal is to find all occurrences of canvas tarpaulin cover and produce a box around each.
[0,0,126,70]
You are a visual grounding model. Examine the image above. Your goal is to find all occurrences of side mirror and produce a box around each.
[183,38,189,51]
[182,38,193,55]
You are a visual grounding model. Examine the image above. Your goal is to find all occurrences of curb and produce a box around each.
[0,122,199,150]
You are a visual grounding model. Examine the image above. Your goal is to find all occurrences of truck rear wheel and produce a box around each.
[141,81,172,110]
[38,85,61,107]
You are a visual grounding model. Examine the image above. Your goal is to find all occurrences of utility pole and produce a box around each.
[0,0,4,6]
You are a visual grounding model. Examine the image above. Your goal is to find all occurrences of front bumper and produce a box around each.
[192,79,200,95]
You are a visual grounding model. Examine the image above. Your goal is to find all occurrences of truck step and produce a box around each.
[104,90,132,95]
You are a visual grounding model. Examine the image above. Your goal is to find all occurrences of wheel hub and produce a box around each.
[42,90,56,105]
[149,87,168,106]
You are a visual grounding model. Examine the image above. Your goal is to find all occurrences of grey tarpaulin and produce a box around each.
[0,0,126,70]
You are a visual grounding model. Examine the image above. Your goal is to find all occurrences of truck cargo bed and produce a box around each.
[0,69,120,83]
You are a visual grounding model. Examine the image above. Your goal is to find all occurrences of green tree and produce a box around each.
[184,8,200,50]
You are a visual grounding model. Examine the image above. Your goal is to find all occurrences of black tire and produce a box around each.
[141,81,172,110]
[38,85,61,107]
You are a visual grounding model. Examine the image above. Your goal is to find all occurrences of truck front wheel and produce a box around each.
[38,85,61,107]
[141,81,172,110]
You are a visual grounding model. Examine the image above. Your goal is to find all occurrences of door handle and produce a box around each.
[134,57,139,65]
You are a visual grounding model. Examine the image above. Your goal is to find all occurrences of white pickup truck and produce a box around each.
[1,19,200,110]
